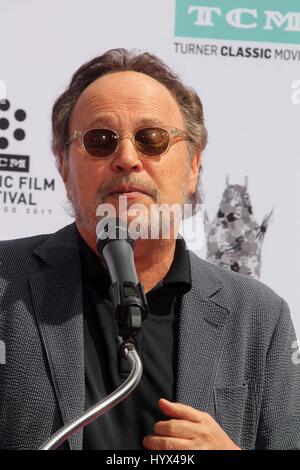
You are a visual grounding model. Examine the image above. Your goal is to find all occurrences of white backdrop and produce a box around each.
[0,0,299,336]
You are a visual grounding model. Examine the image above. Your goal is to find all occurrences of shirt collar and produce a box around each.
[78,230,192,296]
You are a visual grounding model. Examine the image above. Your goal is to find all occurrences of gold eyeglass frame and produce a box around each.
[66,126,191,159]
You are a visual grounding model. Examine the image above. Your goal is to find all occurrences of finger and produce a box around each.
[154,419,200,439]
[143,435,194,451]
[158,399,205,423]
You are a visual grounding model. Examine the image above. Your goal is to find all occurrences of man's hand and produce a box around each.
[143,399,241,450]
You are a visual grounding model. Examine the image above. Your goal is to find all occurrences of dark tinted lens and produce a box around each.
[135,127,169,156]
[83,129,118,158]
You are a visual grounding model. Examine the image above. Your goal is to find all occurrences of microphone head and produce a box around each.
[96,217,134,255]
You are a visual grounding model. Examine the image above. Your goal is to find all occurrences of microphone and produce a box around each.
[97,217,137,284]
[39,218,146,449]
[96,217,148,344]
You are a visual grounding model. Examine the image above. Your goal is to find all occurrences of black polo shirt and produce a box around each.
[78,232,191,450]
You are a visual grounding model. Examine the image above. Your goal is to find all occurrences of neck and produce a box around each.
[133,238,177,292]
[77,222,177,293]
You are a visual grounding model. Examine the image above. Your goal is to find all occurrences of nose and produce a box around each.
[110,136,143,173]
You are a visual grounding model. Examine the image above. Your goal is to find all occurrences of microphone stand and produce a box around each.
[39,219,148,450]
[39,339,142,450]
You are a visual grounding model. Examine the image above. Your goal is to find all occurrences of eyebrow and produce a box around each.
[85,115,165,129]
[136,117,164,127]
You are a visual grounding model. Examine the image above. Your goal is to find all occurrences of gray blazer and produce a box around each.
[0,223,299,450]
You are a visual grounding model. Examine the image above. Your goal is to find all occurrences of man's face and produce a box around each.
[61,71,201,242]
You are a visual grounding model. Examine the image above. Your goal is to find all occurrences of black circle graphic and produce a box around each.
[0,100,10,111]
[0,118,9,130]
[0,137,9,149]
[15,109,26,121]
[14,128,25,141]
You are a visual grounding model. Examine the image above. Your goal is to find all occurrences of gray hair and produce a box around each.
[52,48,207,160]
[52,48,207,213]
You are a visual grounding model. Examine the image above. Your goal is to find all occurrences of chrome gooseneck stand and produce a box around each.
[40,340,142,450]
[39,218,148,450]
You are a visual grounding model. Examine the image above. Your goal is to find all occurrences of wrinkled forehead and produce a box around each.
[69,71,185,130]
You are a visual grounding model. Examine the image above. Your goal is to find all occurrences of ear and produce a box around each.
[57,150,69,183]
[188,151,202,193]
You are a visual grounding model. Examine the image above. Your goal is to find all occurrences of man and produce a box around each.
[0,49,299,450]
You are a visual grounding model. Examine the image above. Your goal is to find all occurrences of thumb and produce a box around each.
[158,398,203,422]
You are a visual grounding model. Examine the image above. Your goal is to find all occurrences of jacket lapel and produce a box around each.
[176,252,230,416]
[28,225,230,447]
[29,223,85,450]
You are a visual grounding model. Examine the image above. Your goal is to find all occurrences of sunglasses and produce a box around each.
[66,126,190,159]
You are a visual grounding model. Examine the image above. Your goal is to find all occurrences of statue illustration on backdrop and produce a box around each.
[205,177,273,279]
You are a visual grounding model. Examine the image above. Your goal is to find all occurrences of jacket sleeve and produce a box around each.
[255,298,300,449]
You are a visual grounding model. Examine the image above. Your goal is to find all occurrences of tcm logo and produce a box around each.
[0,155,29,172]
[0,98,30,173]
[175,1,300,45]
